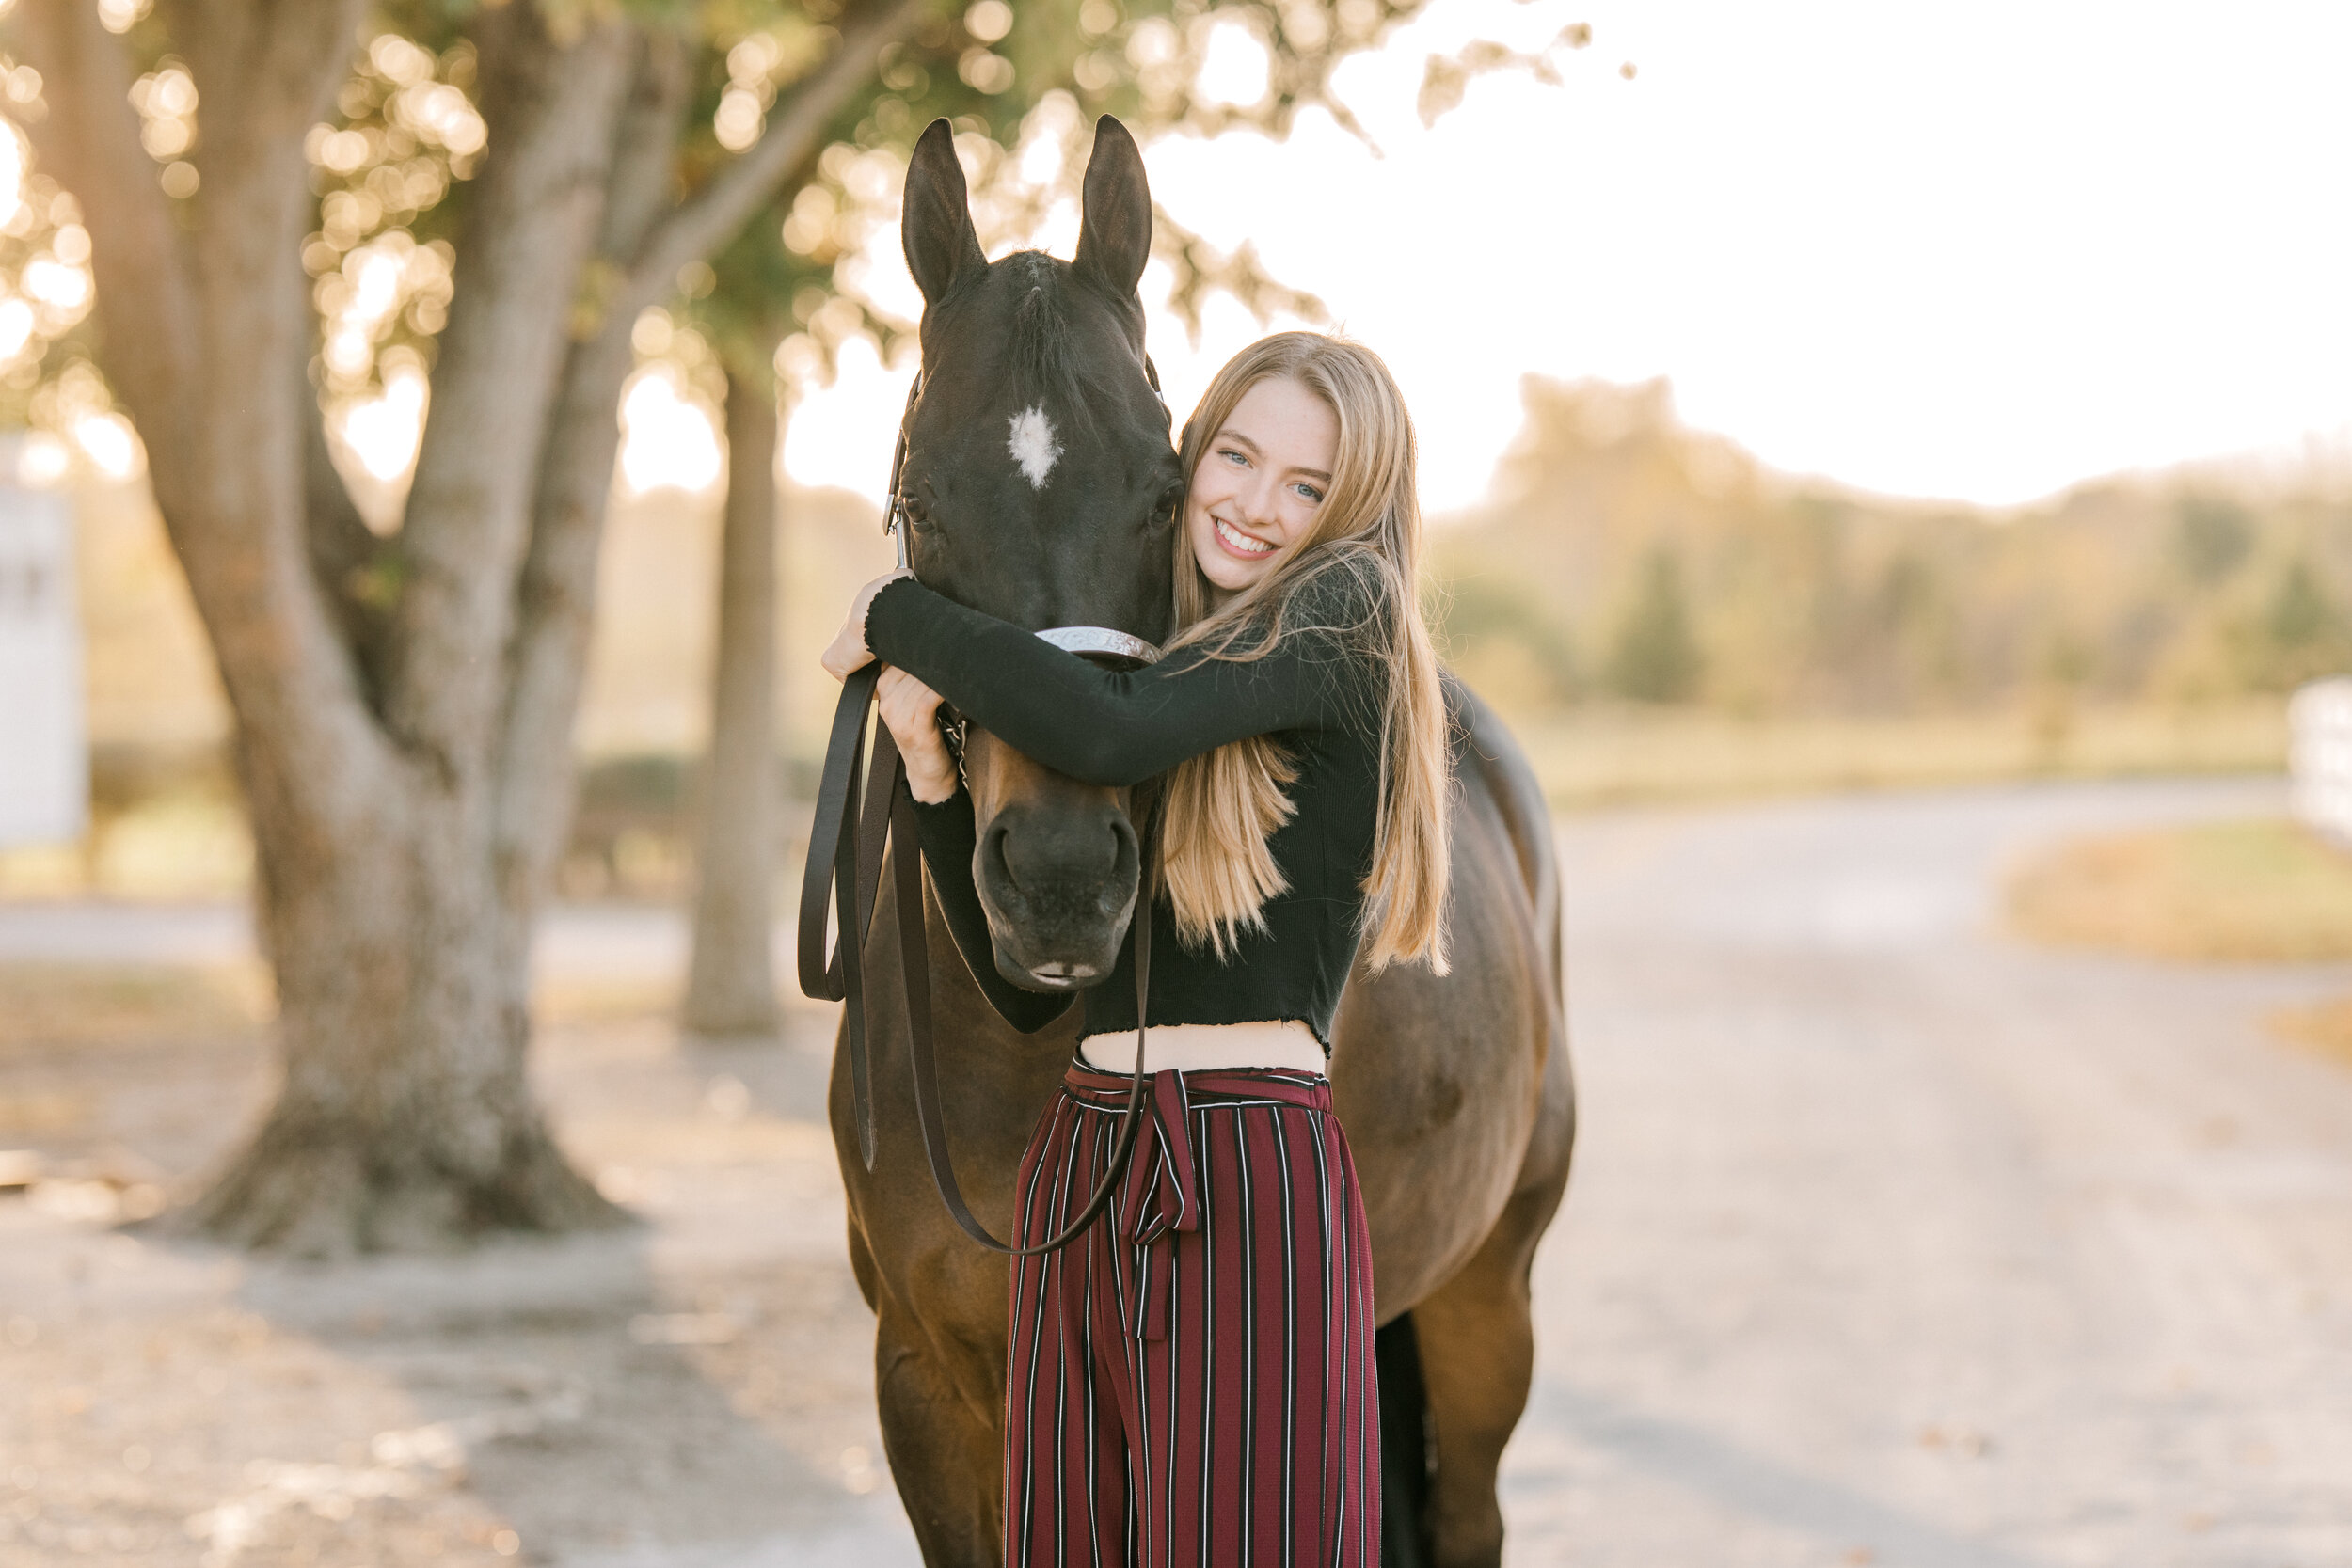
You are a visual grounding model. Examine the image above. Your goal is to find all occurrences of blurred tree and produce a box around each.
[1606,546,1702,704]
[1438,373,2352,725]
[4,0,1493,1249]
[2171,492,2254,587]
[1435,575,1580,708]
[675,194,794,1039]
[2238,555,2351,690]
[2026,626,2093,768]
[680,355,788,1037]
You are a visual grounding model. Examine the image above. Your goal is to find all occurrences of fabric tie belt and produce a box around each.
[1061,1062,1333,1340]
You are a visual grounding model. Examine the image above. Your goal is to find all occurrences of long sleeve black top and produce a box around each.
[864,567,1388,1051]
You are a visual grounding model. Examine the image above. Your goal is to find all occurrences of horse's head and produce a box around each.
[898,116,1184,992]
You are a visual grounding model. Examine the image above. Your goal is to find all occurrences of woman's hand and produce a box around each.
[821,569,915,680]
[877,667,961,803]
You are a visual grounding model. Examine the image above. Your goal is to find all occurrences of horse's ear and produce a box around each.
[1074,115,1152,298]
[903,118,985,305]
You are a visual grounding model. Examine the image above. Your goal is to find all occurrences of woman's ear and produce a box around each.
[902,118,986,305]
[1074,115,1152,299]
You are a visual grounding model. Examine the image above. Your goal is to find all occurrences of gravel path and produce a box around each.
[5,776,2346,1567]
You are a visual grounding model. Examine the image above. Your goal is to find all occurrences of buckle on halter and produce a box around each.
[1035,626,1163,667]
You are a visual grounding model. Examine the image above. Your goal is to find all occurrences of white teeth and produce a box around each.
[1216,517,1274,555]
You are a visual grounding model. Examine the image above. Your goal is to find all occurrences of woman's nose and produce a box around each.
[1235,473,1281,530]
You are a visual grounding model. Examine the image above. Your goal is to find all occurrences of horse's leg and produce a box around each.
[1410,1168,1570,1568]
[873,1301,1006,1567]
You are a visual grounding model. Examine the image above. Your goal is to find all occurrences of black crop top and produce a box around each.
[864,566,1389,1051]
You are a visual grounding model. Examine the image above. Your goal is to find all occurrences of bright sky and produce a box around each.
[781,0,2352,512]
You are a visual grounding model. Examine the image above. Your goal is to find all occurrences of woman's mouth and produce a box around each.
[1214,516,1276,559]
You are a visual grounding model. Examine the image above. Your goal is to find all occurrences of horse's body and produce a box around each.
[829,119,1573,1567]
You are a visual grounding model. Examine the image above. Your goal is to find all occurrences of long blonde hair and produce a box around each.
[1156,333,1453,974]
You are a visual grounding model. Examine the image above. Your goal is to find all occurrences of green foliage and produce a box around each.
[269,0,1454,426]
[1436,577,1579,705]
[2233,556,2352,690]
[5,0,1556,476]
[2172,493,2253,586]
[299,33,481,402]
[1604,547,1702,704]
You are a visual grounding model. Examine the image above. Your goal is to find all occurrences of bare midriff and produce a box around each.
[1077,1020,1325,1075]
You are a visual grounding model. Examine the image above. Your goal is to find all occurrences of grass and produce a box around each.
[2269,999,2352,1070]
[0,962,272,1055]
[2005,817,2352,962]
[1517,699,2284,811]
[0,795,252,901]
[2004,815,2352,1074]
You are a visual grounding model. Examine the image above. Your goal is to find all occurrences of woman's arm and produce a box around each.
[863,573,1375,787]
[904,786,1076,1035]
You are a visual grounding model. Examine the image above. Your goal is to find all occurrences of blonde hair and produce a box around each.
[1156,333,1453,974]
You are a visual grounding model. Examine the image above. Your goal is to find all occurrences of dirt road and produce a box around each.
[5,777,2347,1566]
[1521,777,2352,1567]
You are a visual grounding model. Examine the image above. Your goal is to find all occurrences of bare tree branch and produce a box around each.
[387,6,635,776]
[597,28,691,263]
[490,33,697,904]
[620,0,927,312]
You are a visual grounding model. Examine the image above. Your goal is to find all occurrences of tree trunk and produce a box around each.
[192,795,619,1251]
[18,0,921,1252]
[683,365,786,1036]
[184,7,640,1252]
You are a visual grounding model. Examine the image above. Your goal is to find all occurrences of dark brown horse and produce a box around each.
[831,117,1574,1567]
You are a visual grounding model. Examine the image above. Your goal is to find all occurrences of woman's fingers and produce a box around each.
[878,666,943,723]
[876,668,961,804]
[818,636,871,681]
[820,568,916,679]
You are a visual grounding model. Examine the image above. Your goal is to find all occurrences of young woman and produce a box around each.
[823,331,1452,1567]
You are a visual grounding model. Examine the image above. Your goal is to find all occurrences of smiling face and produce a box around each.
[1184,375,1339,607]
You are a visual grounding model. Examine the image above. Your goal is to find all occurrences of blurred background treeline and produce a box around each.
[1433,376,2328,803]
[1438,376,2352,719]
[13,366,2329,906]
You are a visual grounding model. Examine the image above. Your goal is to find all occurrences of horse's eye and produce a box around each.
[1151,482,1184,525]
[902,497,937,534]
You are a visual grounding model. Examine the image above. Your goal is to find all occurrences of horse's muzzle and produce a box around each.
[977,803,1141,990]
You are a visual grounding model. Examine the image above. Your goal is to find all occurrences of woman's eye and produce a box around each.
[1293,483,1324,503]
[1220,448,1248,467]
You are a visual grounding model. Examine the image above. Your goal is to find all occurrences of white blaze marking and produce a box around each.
[1007,404,1061,490]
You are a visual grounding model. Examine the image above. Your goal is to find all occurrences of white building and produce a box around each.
[0,480,84,847]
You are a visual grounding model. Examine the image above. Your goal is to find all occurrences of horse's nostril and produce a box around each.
[981,822,1023,904]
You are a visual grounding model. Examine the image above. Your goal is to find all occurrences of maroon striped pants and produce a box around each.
[1003,1063,1380,1568]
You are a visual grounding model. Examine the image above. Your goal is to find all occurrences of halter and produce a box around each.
[798,365,1171,1257]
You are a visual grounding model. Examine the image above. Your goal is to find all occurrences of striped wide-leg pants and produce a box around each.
[1003,1063,1380,1568]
